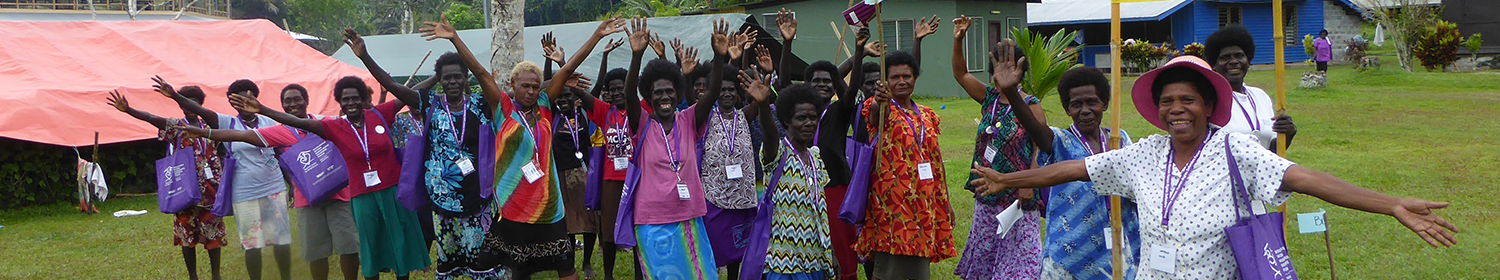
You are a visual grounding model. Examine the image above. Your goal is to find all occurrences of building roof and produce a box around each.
[1027,0,1192,26]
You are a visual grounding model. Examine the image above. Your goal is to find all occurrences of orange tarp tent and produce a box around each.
[0,20,376,147]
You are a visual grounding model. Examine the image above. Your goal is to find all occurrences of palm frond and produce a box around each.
[1011,27,1081,101]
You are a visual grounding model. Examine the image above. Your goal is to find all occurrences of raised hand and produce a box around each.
[865,40,887,57]
[602,37,625,54]
[710,19,732,56]
[680,48,700,75]
[953,16,972,39]
[151,76,177,98]
[1393,198,1460,248]
[649,33,667,58]
[227,94,262,114]
[419,14,458,41]
[627,17,650,53]
[754,44,774,73]
[566,73,593,92]
[106,90,131,112]
[595,15,627,38]
[542,32,566,65]
[776,8,796,41]
[990,39,1027,93]
[914,15,940,40]
[738,69,771,103]
[855,26,870,49]
[343,28,368,58]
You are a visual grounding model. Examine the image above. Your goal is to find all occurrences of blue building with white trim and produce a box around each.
[1027,0,1365,67]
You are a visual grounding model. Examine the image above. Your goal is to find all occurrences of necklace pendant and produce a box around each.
[574,152,584,160]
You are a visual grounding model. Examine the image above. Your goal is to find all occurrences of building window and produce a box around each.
[1218,6,1242,27]
[964,16,988,72]
[881,19,915,52]
[1283,5,1298,46]
[763,12,795,40]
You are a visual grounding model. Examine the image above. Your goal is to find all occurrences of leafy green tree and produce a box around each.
[285,0,368,53]
[1011,27,1081,101]
[443,3,485,30]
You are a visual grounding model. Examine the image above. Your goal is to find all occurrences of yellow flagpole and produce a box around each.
[1273,0,1290,215]
[1107,1,1125,280]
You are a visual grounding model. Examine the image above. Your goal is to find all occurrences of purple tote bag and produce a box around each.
[1223,137,1299,280]
[157,146,202,214]
[210,148,236,217]
[843,2,877,27]
[584,146,606,210]
[478,122,496,199]
[397,125,429,212]
[737,158,788,280]
[279,133,350,206]
[839,103,876,225]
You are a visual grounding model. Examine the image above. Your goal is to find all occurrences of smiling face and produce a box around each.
[605,79,627,107]
[337,88,368,118]
[808,71,835,100]
[438,64,469,97]
[692,77,708,101]
[1157,82,1212,144]
[649,79,677,120]
[281,88,308,117]
[1065,85,1106,132]
[511,72,542,110]
[787,103,820,147]
[556,90,580,113]
[1212,46,1249,86]
[887,65,916,99]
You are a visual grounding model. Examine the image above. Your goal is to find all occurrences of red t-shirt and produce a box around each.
[588,99,652,181]
[318,101,402,197]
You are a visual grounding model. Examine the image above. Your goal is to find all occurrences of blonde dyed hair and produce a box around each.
[510,61,544,84]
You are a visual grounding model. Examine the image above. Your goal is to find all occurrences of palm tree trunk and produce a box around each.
[490,0,525,92]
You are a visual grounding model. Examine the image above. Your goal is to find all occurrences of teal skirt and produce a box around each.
[350,187,433,277]
[635,217,719,279]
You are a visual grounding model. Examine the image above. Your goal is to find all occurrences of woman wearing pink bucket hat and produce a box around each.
[967,55,1458,279]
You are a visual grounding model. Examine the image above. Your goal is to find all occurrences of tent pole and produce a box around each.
[1108,1,1125,280]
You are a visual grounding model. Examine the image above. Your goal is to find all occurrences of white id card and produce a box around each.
[613,157,629,170]
[363,171,381,187]
[725,164,744,180]
[456,158,475,175]
[676,183,691,200]
[202,167,215,180]
[522,161,543,183]
[917,162,935,181]
[983,146,999,163]
[1148,244,1176,273]
[1251,201,1268,215]
[1104,227,1114,250]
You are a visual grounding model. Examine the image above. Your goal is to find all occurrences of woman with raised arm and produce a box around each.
[230,76,429,280]
[577,29,640,280]
[155,77,293,280]
[950,16,1053,279]
[697,62,761,280]
[106,87,226,280]
[970,56,1457,279]
[615,17,729,278]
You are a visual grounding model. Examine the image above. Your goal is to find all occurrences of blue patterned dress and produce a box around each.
[421,88,505,279]
[1039,127,1142,280]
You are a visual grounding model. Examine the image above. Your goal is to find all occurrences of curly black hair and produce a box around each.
[686,63,710,83]
[884,51,919,77]
[861,61,881,75]
[281,84,308,99]
[638,59,686,100]
[227,79,259,97]
[1057,66,1111,107]
[178,85,206,102]
[433,52,467,77]
[334,76,373,100]
[1203,25,1255,66]
[1150,67,1219,109]
[804,60,839,81]
[775,83,825,128]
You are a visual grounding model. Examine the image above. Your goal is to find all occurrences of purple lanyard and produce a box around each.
[713,107,739,155]
[897,103,926,152]
[439,96,469,143]
[1070,125,1107,155]
[561,112,582,151]
[514,107,543,157]
[1159,132,1213,227]
[1235,93,1261,131]
[782,137,819,182]
[345,118,372,170]
[654,119,682,173]
[812,105,831,146]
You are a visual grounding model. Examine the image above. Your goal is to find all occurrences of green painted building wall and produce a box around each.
[744,0,1028,98]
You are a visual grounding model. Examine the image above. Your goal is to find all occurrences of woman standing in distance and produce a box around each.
[1202,25,1298,151]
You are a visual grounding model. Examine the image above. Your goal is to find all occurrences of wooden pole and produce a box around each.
[1272,0,1292,226]
[1107,1,1125,280]
[1324,215,1338,280]
[873,3,889,171]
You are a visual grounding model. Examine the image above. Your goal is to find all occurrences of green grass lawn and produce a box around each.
[3,60,1497,279]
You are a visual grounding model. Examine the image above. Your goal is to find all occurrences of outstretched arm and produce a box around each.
[179,126,268,147]
[773,8,795,90]
[695,19,734,127]
[742,67,779,162]
[548,17,626,102]
[106,90,171,129]
[912,15,939,67]
[624,17,650,133]
[152,76,222,128]
[991,39,1053,153]
[421,15,503,114]
[950,17,989,103]
[970,160,1088,196]
[1280,166,1458,247]
[346,28,423,110]
[229,94,326,138]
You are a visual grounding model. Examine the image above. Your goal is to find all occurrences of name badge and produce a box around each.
[983,146,999,163]
[725,164,744,180]
[613,157,629,170]
[676,183,691,200]
[1251,201,1268,215]
[456,157,475,175]
[917,162,935,181]
[202,167,215,180]
[1148,244,1176,273]
[1104,227,1114,250]
[522,161,543,183]
[363,171,381,187]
